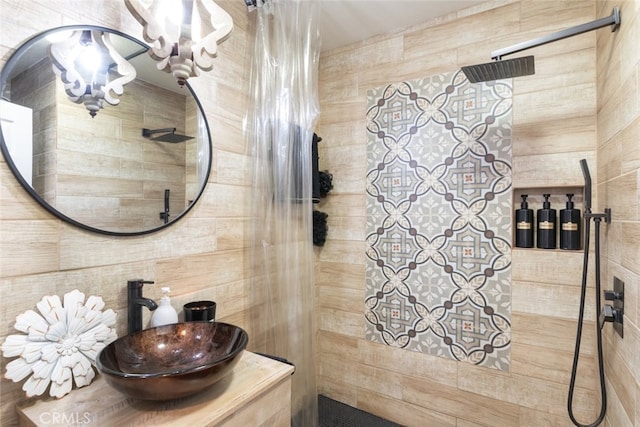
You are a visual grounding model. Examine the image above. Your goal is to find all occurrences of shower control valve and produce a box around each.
[601,277,625,338]
[604,290,623,300]
[599,305,620,327]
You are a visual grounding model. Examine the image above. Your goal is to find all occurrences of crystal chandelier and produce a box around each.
[124,0,233,87]
[49,30,137,118]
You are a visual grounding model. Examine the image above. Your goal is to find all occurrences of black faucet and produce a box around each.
[127,279,158,334]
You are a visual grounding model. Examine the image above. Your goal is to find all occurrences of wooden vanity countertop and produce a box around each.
[17,351,294,427]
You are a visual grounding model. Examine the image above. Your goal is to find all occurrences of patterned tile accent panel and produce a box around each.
[364,71,513,370]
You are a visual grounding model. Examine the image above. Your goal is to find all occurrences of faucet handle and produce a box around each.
[127,279,155,289]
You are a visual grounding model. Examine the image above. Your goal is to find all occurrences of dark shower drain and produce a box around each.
[318,395,402,427]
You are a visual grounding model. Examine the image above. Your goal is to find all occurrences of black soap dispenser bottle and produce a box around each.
[515,194,534,248]
[560,193,581,250]
[537,194,557,249]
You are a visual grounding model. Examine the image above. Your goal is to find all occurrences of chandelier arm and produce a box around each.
[124,0,174,61]
[94,32,137,106]
[48,31,87,101]
[191,0,233,71]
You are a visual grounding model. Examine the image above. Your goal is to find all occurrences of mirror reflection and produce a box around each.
[0,25,211,235]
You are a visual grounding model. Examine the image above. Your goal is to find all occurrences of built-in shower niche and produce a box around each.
[512,187,585,251]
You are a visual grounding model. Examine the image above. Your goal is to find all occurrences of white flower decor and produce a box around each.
[1,289,117,398]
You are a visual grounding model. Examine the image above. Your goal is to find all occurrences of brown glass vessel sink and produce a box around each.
[96,322,248,401]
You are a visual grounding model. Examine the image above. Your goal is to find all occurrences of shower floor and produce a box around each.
[318,395,401,427]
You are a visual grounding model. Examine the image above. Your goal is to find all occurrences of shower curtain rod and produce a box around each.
[491,7,620,60]
[244,0,258,12]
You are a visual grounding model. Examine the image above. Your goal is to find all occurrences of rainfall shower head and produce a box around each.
[461,7,620,83]
[461,56,535,83]
[142,128,194,143]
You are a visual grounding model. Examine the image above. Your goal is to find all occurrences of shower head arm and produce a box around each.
[491,7,620,60]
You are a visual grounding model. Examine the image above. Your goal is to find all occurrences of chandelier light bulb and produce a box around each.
[77,44,102,75]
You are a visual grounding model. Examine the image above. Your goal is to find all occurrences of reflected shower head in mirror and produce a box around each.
[142,128,194,143]
[461,56,535,83]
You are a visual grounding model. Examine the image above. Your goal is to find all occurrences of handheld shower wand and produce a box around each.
[567,159,611,427]
[579,159,592,212]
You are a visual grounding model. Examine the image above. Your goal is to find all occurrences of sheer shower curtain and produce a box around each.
[247,1,320,426]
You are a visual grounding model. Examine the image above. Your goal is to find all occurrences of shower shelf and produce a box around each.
[512,186,585,251]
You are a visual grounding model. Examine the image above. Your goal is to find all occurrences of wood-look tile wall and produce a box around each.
[316,1,618,425]
[0,1,254,425]
[596,0,640,426]
[8,59,57,201]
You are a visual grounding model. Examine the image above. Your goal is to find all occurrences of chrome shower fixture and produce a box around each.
[142,128,194,143]
[462,7,620,83]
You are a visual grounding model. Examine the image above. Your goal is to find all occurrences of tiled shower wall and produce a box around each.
[317,1,606,425]
[364,74,513,370]
[596,0,640,426]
